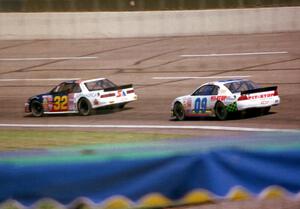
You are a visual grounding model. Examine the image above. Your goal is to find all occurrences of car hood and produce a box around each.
[27,92,51,102]
[172,95,190,105]
[175,95,190,101]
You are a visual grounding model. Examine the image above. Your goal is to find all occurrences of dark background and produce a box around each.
[0,0,299,12]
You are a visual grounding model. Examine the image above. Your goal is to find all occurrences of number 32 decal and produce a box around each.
[194,97,207,113]
[53,95,68,111]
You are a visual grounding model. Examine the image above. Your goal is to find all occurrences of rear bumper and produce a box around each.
[94,94,138,108]
[237,96,280,111]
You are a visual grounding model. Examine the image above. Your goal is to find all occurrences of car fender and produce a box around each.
[172,95,189,107]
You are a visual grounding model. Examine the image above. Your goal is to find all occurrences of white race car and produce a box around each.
[25,78,137,117]
[171,79,280,120]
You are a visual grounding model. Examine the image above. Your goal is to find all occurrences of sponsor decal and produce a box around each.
[261,101,269,105]
[77,93,97,98]
[42,95,53,111]
[93,99,99,105]
[226,102,238,112]
[83,93,97,98]
[68,93,75,110]
[117,90,122,97]
[183,98,192,109]
[211,95,227,102]
[53,95,68,111]
[248,93,276,100]
[194,97,207,113]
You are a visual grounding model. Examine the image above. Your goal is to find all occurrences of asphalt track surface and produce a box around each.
[0,33,300,208]
[0,32,299,135]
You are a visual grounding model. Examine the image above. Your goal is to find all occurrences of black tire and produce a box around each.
[118,103,126,109]
[215,101,228,120]
[252,107,271,116]
[238,110,247,119]
[173,102,185,121]
[31,100,44,117]
[78,98,92,116]
[262,106,271,115]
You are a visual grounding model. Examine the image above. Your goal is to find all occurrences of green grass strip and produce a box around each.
[0,130,183,151]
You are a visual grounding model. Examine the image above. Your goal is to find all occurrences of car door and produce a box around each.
[49,82,80,112]
[49,83,69,112]
[191,85,219,114]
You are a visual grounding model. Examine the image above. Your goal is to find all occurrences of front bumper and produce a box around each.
[24,102,30,113]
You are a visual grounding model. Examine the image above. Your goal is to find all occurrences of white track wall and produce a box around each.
[0,7,299,40]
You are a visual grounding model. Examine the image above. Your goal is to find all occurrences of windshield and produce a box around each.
[85,79,117,91]
[50,82,81,93]
[224,80,259,93]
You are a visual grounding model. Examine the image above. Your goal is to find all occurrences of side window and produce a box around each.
[85,79,117,91]
[211,86,219,95]
[62,83,82,93]
[51,83,81,93]
[72,84,81,93]
[61,83,72,93]
[192,85,219,96]
[51,83,65,93]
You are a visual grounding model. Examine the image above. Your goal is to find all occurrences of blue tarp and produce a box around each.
[1,148,300,205]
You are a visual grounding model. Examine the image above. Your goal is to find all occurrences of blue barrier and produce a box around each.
[1,148,300,205]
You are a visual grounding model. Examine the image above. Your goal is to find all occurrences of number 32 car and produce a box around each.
[25,78,137,117]
[171,79,280,120]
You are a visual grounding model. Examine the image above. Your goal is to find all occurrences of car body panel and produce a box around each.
[25,78,137,116]
[171,79,280,119]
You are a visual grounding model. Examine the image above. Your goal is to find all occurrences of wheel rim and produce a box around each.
[174,103,184,120]
[80,101,88,114]
[32,102,43,116]
[79,99,91,116]
[216,102,227,119]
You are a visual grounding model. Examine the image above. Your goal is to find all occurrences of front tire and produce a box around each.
[173,102,185,121]
[78,98,92,116]
[215,101,228,120]
[31,100,44,117]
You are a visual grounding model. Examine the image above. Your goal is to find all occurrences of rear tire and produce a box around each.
[173,102,185,121]
[118,103,126,109]
[78,98,92,116]
[215,101,228,120]
[31,100,44,117]
[262,106,271,115]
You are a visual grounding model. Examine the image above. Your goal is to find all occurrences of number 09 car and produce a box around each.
[25,78,137,117]
[171,79,280,120]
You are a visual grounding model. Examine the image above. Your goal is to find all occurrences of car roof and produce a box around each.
[60,78,106,84]
[216,78,250,84]
[57,78,107,86]
[63,80,77,84]
[204,79,250,86]
[80,78,106,83]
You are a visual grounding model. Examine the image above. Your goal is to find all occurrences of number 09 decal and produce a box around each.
[194,97,207,113]
[53,95,68,111]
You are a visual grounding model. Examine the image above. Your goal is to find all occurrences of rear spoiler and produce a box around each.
[104,84,133,92]
[241,86,277,95]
